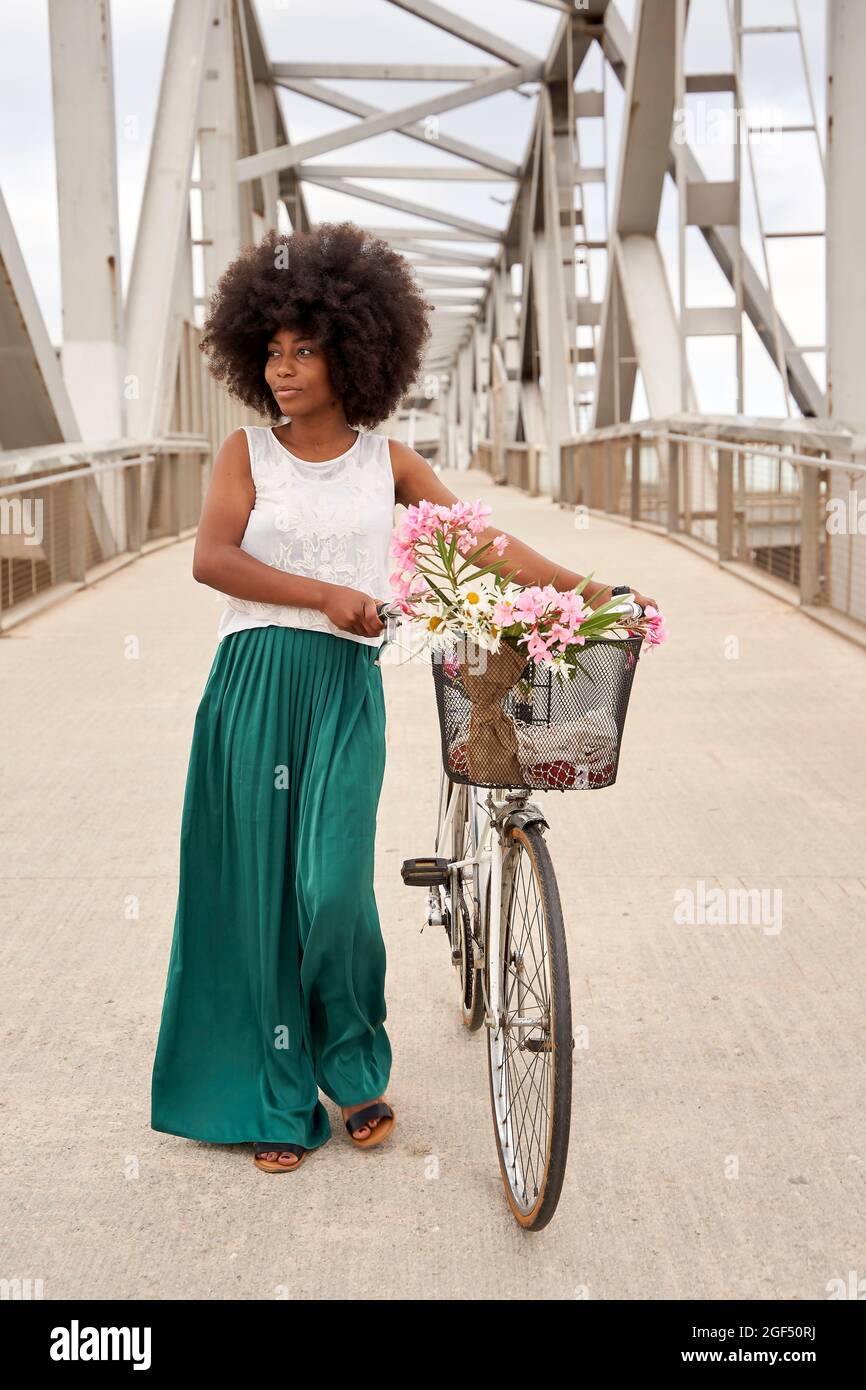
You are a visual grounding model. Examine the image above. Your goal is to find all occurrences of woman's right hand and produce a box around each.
[321,585,386,637]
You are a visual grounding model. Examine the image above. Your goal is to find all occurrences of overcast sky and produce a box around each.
[0,0,827,419]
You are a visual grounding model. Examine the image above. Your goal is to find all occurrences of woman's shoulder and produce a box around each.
[370,433,409,468]
[219,423,269,448]
[365,432,400,492]
[213,425,274,484]
[376,435,429,489]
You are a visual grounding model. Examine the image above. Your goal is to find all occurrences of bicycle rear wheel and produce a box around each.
[486,823,572,1230]
[449,780,485,1032]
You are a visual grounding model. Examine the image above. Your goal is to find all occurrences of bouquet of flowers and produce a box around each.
[388,499,666,790]
[389,498,667,674]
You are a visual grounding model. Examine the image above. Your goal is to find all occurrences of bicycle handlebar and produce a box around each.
[375,589,647,636]
[375,600,404,621]
[376,591,645,627]
[607,594,645,622]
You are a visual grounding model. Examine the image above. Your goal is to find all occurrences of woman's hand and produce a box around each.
[321,584,386,637]
[632,588,659,614]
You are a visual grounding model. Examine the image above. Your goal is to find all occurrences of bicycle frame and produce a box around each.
[373,602,552,1021]
[434,765,549,1024]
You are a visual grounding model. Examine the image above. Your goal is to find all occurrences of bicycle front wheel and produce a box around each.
[486,822,573,1230]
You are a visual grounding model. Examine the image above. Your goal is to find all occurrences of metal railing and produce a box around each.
[557,418,866,627]
[472,439,541,497]
[0,321,257,631]
[471,415,866,631]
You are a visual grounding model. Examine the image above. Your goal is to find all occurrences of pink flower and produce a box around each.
[490,534,508,557]
[513,588,548,621]
[389,569,415,601]
[492,599,517,627]
[521,629,556,662]
[548,621,576,646]
[642,605,668,647]
[559,592,589,626]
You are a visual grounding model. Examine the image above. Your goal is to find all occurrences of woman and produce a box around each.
[150,222,656,1174]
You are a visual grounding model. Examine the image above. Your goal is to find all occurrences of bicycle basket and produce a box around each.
[430,634,643,791]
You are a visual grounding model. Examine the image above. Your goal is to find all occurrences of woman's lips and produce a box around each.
[276,386,301,396]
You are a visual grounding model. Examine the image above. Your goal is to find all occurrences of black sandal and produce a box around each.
[252,1142,307,1173]
[344,1101,396,1149]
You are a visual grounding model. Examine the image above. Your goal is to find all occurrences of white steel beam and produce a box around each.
[240,64,542,182]
[593,0,694,425]
[48,0,125,442]
[125,0,214,439]
[385,0,541,68]
[0,189,80,448]
[199,0,242,301]
[394,242,496,266]
[419,272,489,286]
[296,174,502,239]
[601,0,823,418]
[617,235,695,417]
[361,227,498,241]
[827,0,866,426]
[274,79,520,177]
[272,63,501,81]
[296,164,512,180]
[240,0,299,230]
[537,83,576,495]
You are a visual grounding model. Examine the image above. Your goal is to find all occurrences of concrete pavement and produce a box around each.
[1,465,864,1299]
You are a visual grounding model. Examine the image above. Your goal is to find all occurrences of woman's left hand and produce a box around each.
[632,588,659,614]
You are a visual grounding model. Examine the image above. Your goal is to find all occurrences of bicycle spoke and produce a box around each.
[501,1022,550,1198]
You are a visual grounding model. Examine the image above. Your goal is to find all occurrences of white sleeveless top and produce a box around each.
[216,425,397,648]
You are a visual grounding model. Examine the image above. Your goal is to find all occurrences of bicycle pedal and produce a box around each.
[400,855,450,887]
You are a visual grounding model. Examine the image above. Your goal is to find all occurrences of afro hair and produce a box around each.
[198,221,434,430]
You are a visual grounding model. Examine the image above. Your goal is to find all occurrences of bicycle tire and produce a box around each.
[486,822,573,1230]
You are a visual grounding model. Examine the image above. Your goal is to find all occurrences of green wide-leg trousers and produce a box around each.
[150,624,391,1152]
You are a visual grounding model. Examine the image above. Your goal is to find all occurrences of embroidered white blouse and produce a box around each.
[216,425,397,648]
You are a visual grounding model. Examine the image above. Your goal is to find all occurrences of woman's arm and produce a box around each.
[389,440,657,611]
[192,430,384,636]
[192,429,328,607]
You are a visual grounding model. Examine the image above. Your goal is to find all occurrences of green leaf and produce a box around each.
[455,539,503,575]
[434,530,452,575]
[423,574,454,608]
[461,560,506,585]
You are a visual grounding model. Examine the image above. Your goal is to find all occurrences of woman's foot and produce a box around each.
[252,1142,307,1172]
[341,1097,387,1141]
[257,1148,301,1168]
[341,1097,396,1148]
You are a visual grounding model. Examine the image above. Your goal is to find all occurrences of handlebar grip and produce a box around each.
[609,594,645,622]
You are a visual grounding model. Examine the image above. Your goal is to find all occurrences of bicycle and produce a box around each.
[375,590,645,1230]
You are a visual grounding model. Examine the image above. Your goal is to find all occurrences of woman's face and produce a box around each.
[265,327,335,416]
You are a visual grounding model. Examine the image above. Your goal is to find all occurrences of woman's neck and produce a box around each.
[274,411,357,461]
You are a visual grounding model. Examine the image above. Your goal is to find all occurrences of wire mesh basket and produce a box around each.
[430,634,643,791]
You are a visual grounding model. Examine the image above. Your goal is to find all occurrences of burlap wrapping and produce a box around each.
[458,640,528,785]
